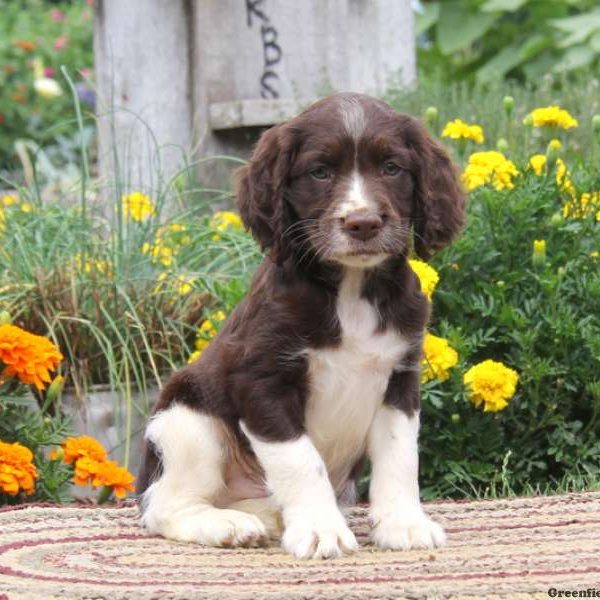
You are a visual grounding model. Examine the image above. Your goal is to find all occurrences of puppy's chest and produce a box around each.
[305,272,409,489]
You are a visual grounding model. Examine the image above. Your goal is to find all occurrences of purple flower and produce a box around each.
[76,83,95,109]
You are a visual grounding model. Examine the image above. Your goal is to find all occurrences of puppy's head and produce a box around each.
[236,93,465,266]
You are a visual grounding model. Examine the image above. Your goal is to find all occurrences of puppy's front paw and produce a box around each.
[282,509,358,559]
[371,511,446,550]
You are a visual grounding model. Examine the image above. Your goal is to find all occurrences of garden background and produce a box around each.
[1,0,599,506]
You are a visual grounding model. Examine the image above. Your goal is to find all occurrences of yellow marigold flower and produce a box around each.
[142,240,174,266]
[464,359,519,413]
[194,337,211,353]
[187,349,204,364]
[122,192,156,222]
[1,194,19,206]
[74,254,112,277]
[61,435,107,465]
[421,333,458,383]
[530,156,575,195]
[548,139,562,151]
[562,192,600,220]
[441,119,484,144]
[462,151,519,192]
[529,154,546,176]
[198,310,227,339]
[533,239,546,254]
[408,259,439,300]
[0,440,37,495]
[175,274,196,296]
[0,324,63,390]
[93,459,135,498]
[210,211,244,240]
[20,203,33,213]
[528,106,578,129]
[211,310,226,322]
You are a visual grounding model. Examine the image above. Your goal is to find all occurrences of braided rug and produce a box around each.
[0,491,599,599]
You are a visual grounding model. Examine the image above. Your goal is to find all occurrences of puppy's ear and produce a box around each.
[411,121,466,260]
[235,124,295,264]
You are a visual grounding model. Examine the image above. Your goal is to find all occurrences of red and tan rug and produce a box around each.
[1,492,599,599]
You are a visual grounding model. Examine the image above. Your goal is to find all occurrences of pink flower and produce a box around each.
[86,0,94,6]
[50,9,65,22]
[43,67,55,78]
[79,68,92,79]
[54,36,68,51]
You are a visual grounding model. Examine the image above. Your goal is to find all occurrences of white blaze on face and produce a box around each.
[337,171,375,218]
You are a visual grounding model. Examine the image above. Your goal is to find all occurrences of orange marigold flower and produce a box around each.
[94,460,135,498]
[62,435,107,465]
[73,456,103,487]
[0,440,37,496]
[0,324,63,390]
[14,39,37,52]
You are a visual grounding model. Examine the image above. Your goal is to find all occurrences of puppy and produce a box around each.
[138,92,465,559]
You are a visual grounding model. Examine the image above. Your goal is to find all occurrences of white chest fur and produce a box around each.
[305,269,410,492]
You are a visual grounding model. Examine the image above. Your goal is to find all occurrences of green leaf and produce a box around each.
[550,10,600,34]
[557,23,600,49]
[481,0,528,13]
[552,44,597,72]
[476,44,523,83]
[437,1,498,55]
[415,2,440,36]
[519,34,552,61]
[591,31,600,52]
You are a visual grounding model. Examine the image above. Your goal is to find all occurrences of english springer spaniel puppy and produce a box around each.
[138,92,465,559]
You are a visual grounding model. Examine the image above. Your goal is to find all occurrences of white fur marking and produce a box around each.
[336,171,376,218]
[241,425,358,559]
[339,97,366,141]
[141,405,266,546]
[306,269,410,492]
[368,406,446,550]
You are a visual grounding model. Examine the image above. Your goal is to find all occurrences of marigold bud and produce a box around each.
[532,239,546,268]
[523,114,533,126]
[496,138,509,153]
[451,413,460,423]
[503,96,514,116]
[592,115,600,133]
[46,374,65,403]
[545,141,560,166]
[424,106,439,129]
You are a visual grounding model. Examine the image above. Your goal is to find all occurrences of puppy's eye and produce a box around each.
[309,166,331,181]
[382,161,402,176]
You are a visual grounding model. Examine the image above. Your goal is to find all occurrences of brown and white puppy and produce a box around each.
[138,92,465,559]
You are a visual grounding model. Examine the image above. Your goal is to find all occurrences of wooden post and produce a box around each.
[95,0,416,195]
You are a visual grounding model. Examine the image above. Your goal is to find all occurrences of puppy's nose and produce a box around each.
[342,212,384,241]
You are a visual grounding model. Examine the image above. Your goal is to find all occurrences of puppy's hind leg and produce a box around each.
[140,404,267,547]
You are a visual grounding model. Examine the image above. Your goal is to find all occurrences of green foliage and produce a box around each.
[0,194,260,398]
[386,75,600,163]
[418,151,600,499]
[0,0,93,171]
[416,0,600,83]
[0,397,74,505]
